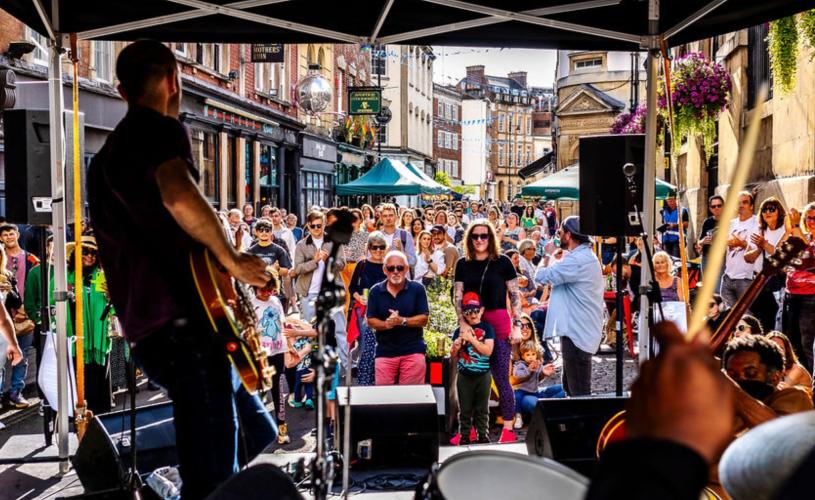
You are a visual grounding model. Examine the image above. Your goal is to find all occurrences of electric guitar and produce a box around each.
[596,237,808,456]
[190,249,274,394]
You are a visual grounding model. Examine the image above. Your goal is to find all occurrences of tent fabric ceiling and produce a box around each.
[3,0,813,49]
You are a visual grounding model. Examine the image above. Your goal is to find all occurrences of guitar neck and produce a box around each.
[710,273,770,355]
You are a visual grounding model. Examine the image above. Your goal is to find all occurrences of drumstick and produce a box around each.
[687,85,768,339]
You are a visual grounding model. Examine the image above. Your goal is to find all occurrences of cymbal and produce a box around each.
[719,410,815,500]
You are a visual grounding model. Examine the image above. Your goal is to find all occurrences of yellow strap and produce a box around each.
[69,34,85,406]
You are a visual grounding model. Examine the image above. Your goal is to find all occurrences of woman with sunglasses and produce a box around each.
[65,236,116,414]
[745,196,789,331]
[454,221,523,443]
[348,232,389,386]
[784,202,815,372]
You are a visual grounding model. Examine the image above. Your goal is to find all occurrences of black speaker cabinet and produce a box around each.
[3,108,85,225]
[72,402,177,493]
[579,134,645,237]
[336,385,438,469]
[525,396,628,478]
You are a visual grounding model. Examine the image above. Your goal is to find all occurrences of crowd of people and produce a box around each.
[1,39,814,499]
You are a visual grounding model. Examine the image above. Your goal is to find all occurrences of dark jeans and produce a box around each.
[561,336,592,396]
[783,294,815,373]
[456,371,491,438]
[662,240,681,258]
[132,318,277,500]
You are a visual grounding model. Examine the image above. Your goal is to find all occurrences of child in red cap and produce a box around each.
[450,292,496,445]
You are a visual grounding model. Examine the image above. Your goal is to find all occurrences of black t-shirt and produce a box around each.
[454,255,517,311]
[246,242,291,269]
[699,216,718,257]
[87,106,200,342]
[510,205,525,219]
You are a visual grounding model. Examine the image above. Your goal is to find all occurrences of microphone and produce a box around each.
[622,163,637,180]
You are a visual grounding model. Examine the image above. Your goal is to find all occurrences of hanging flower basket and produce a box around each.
[658,52,731,157]
[768,16,799,94]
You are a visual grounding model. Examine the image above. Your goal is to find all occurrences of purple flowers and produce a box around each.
[659,52,731,119]
[611,103,649,134]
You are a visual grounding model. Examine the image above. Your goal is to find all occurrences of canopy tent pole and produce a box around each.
[638,1,660,363]
[45,32,72,476]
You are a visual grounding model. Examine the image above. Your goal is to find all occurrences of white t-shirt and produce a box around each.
[749,225,786,272]
[309,238,325,294]
[413,249,446,280]
[251,295,288,356]
[724,215,759,280]
[273,226,296,257]
[382,230,396,249]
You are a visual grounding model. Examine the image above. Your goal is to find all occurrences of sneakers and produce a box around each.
[498,428,517,444]
[513,413,523,429]
[469,427,477,442]
[288,399,303,408]
[8,392,30,409]
[304,399,315,410]
[277,423,291,444]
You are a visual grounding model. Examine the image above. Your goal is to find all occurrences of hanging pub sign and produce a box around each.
[348,87,381,115]
[251,44,285,63]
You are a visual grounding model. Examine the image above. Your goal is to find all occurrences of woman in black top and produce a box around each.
[454,220,523,443]
[348,231,388,386]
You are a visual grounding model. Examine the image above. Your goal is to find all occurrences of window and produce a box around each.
[255,62,285,98]
[437,100,443,117]
[452,105,458,121]
[575,57,602,70]
[226,135,237,207]
[27,27,47,65]
[451,133,458,151]
[301,172,332,215]
[498,114,506,133]
[192,130,219,204]
[337,69,345,112]
[748,23,773,108]
[93,41,113,82]
[244,141,254,206]
[438,130,444,148]
[527,116,532,133]
[377,124,388,145]
[174,43,187,58]
[444,132,451,149]
[372,44,387,76]
[259,143,279,208]
[498,144,506,166]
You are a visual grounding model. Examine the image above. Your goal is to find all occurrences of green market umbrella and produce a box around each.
[405,162,453,196]
[521,164,676,200]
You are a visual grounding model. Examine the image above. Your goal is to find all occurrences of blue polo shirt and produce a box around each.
[366,280,429,358]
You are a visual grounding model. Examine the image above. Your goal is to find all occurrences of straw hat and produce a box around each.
[66,235,98,256]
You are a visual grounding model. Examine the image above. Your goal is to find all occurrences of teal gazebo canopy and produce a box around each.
[335,158,448,196]
[521,164,677,200]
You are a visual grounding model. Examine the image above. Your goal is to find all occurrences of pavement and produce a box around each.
[0,346,638,499]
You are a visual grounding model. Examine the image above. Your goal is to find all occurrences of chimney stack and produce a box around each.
[466,65,485,85]
[508,71,528,88]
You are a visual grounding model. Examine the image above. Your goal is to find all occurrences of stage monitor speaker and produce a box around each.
[337,385,438,469]
[525,396,628,478]
[579,134,645,237]
[72,402,177,493]
[2,108,85,225]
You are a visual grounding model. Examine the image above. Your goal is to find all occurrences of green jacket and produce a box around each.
[24,263,113,366]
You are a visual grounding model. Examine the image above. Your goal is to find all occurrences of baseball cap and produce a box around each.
[430,224,446,234]
[461,292,482,311]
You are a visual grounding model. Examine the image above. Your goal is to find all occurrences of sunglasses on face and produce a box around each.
[82,248,97,256]
[736,323,751,332]
[520,322,532,329]
[385,265,406,273]
[256,227,271,233]
[710,204,723,209]
[462,309,480,316]
[309,224,323,229]
[806,216,815,222]
[470,233,490,241]
[370,245,386,251]
[762,205,778,213]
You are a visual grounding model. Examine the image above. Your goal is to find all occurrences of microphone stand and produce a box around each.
[625,173,664,359]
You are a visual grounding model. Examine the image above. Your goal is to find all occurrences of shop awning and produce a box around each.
[518,151,553,180]
[521,163,677,200]
[335,158,448,196]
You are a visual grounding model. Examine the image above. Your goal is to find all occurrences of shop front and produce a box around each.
[299,133,337,216]
[335,143,375,207]
[179,88,301,213]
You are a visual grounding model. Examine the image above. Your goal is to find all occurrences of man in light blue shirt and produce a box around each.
[535,216,604,396]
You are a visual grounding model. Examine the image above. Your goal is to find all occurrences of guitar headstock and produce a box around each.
[764,237,808,276]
